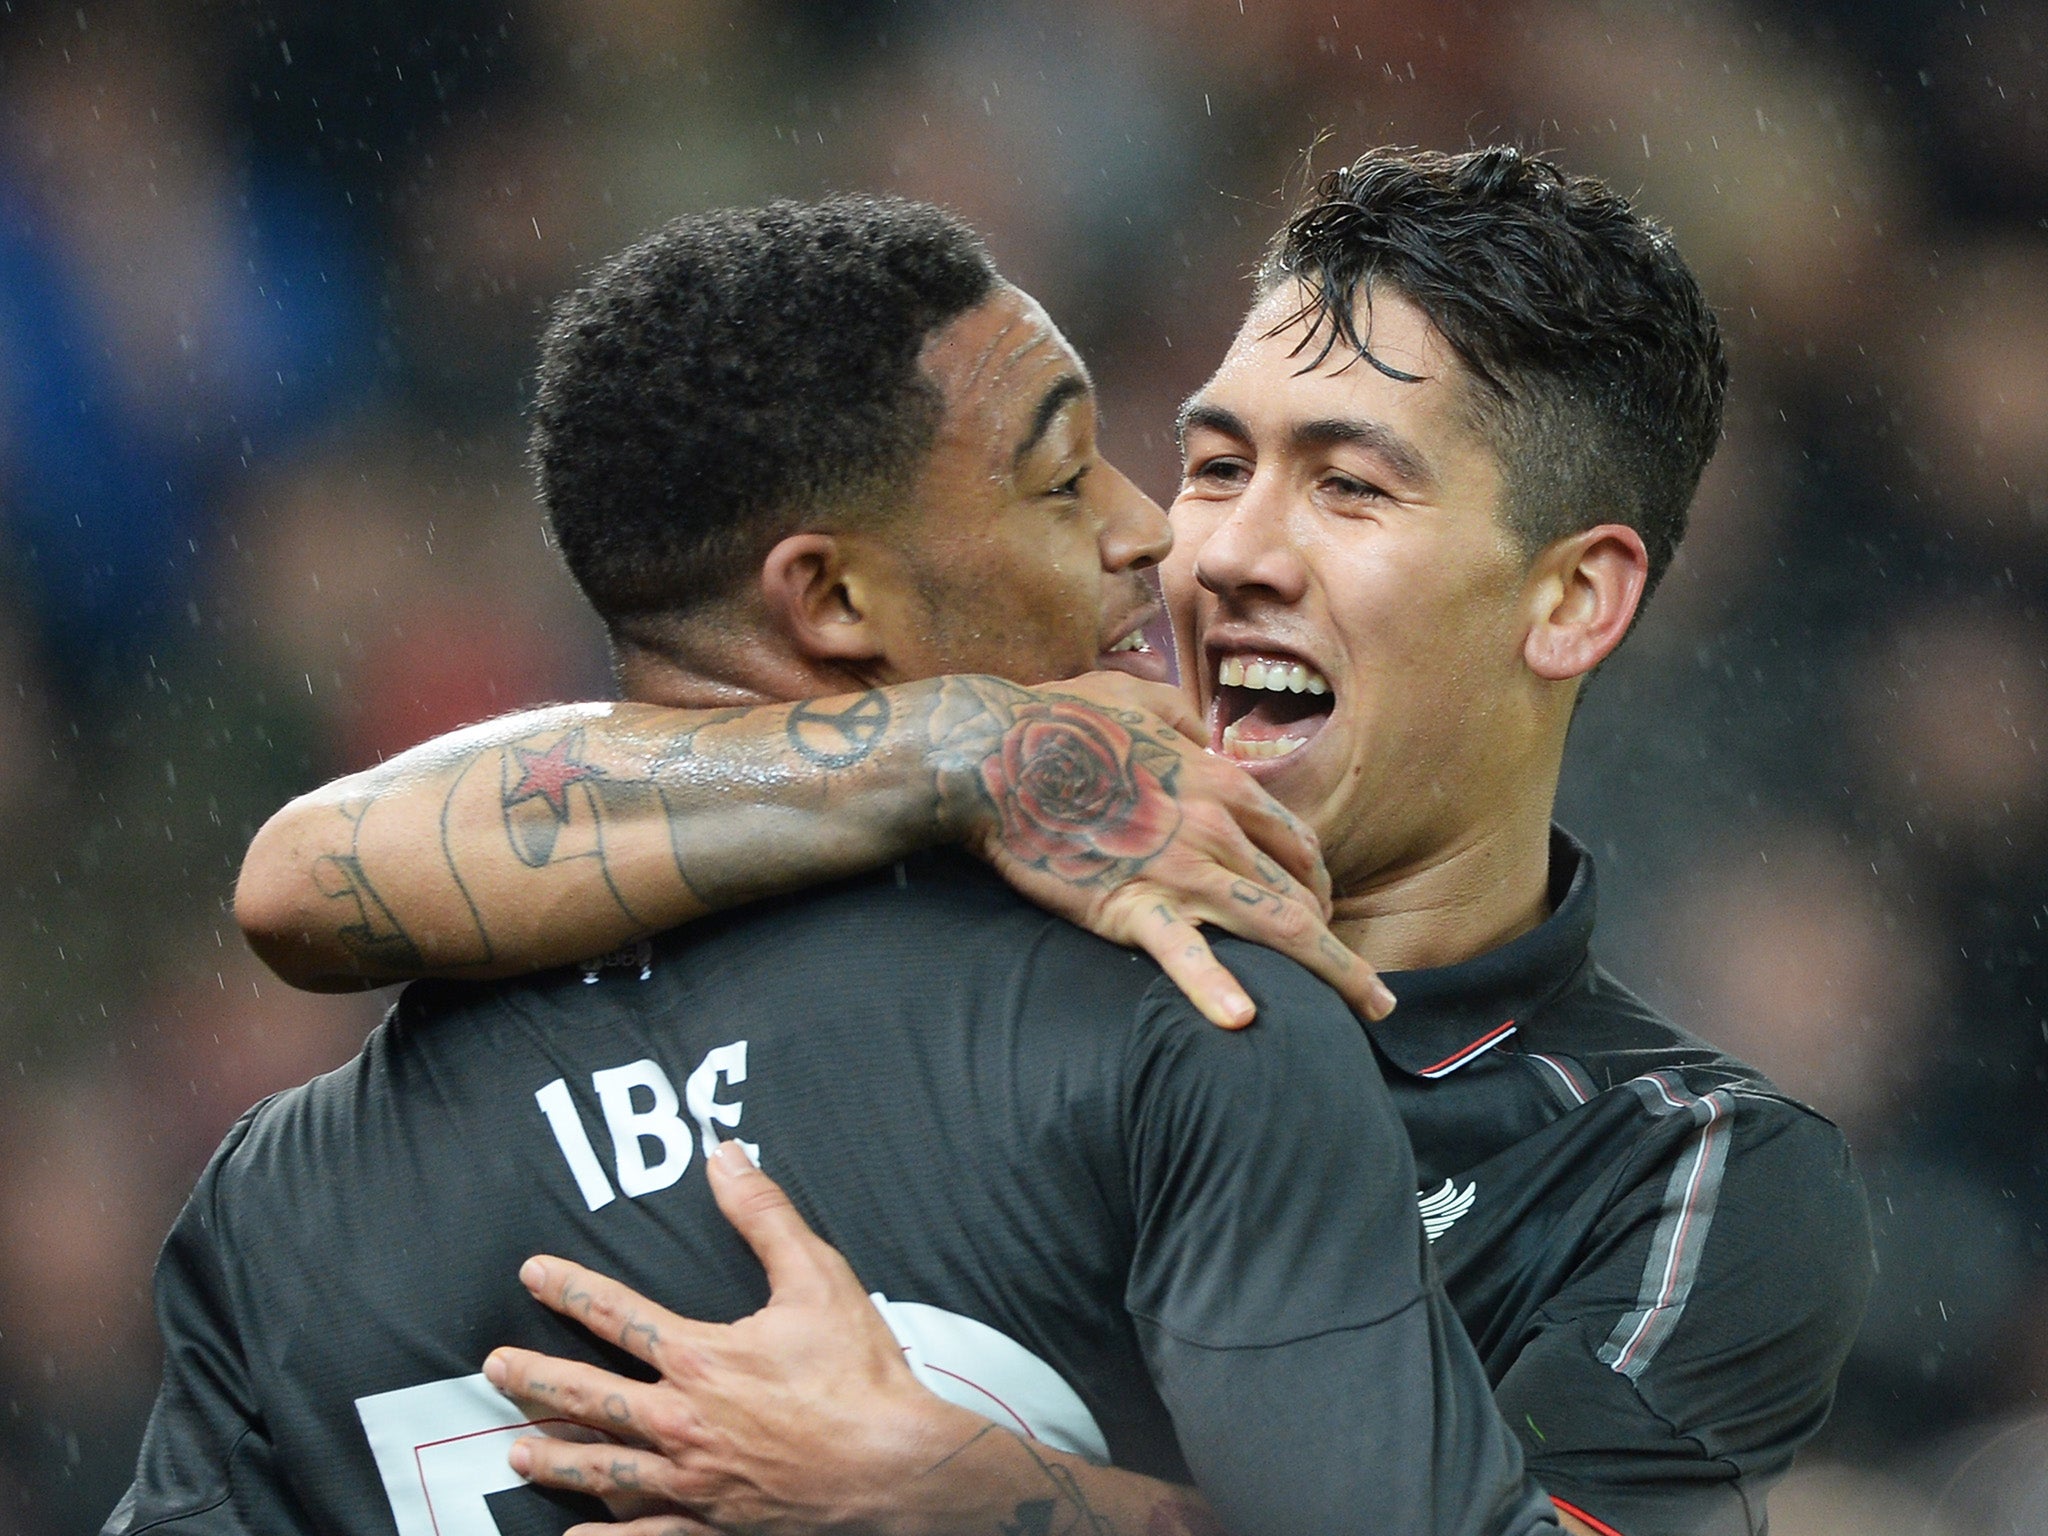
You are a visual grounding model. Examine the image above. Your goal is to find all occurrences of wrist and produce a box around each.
[837,1397,996,1536]
[921,675,1031,857]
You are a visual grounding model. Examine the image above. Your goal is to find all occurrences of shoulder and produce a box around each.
[1550,963,1770,1090]
[1122,937,1394,1126]
[1120,940,1428,1347]
[1531,959,1871,1264]
[1566,966,1851,1141]
[203,1043,376,1204]
[799,853,1184,1040]
[1551,966,1874,1307]
[1556,965,1862,1191]
[1133,935,1378,1052]
[658,850,1172,1016]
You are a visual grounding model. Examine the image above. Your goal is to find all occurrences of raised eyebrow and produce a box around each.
[1292,417,1438,491]
[1012,374,1092,470]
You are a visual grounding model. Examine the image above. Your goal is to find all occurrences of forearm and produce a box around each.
[237,678,1012,990]
[889,1411,1224,1536]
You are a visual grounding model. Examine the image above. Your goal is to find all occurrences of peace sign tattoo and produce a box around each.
[786,693,893,769]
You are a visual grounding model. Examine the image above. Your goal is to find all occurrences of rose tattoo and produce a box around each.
[977,702,1180,884]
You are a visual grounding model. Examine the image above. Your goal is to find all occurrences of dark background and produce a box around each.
[1,2,2043,1531]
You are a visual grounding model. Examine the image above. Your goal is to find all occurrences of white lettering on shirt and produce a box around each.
[684,1040,758,1163]
[536,1039,755,1210]
[533,1077,617,1212]
[592,1058,695,1198]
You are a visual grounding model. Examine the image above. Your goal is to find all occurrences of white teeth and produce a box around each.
[1220,717,1309,761]
[1107,631,1149,654]
[1215,654,1331,697]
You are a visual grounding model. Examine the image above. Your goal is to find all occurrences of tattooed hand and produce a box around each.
[930,674,1393,1027]
[489,1144,1227,1536]
[488,1143,948,1536]
[975,700,1179,884]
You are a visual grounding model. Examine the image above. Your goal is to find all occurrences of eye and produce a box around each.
[1050,466,1089,498]
[1185,455,1251,489]
[1321,472,1386,502]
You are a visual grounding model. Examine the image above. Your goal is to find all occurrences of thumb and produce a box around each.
[705,1140,855,1302]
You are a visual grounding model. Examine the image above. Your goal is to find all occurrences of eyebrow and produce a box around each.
[1293,417,1438,491]
[1177,400,1245,449]
[1013,374,1092,469]
[1177,399,1438,491]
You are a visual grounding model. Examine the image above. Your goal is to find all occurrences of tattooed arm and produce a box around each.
[236,673,1393,1024]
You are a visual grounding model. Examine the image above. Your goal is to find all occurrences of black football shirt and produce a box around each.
[1364,831,1875,1536]
[107,852,1557,1536]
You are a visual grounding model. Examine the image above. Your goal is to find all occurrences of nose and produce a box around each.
[1190,472,1308,604]
[1097,462,1172,574]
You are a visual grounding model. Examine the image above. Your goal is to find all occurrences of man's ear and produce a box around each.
[1521,523,1650,682]
[758,533,888,666]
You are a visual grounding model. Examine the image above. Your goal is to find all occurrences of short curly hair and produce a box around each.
[532,197,998,633]
[1259,146,1727,600]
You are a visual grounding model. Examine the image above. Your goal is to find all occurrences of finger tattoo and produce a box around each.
[1228,878,1279,911]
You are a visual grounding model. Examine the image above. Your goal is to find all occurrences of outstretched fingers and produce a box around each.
[1129,898,1257,1028]
[1193,761,1331,915]
[518,1256,708,1369]
[1206,860,1392,1022]
[509,1434,693,1510]
[485,1347,670,1446]
[1111,859,1394,1026]
[703,1140,865,1305]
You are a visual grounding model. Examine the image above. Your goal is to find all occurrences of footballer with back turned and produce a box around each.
[225,151,1867,1536]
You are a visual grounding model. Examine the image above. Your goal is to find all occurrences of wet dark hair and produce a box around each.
[1259,146,1727,601]
[532,196,998,638]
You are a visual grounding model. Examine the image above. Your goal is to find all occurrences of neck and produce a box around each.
[1329,795,1557,974]
[613,627,871,710]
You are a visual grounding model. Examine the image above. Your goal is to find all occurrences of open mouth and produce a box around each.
[1211,653,1335,763]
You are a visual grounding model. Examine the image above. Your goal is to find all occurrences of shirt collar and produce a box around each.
[1362,827,1597,1080]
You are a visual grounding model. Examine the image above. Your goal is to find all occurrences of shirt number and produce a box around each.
[356,1373,588,1536]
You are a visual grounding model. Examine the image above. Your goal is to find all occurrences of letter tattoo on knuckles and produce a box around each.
[1227,878,1282,912]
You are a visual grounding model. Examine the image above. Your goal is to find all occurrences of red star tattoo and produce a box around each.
[504,735,606,822]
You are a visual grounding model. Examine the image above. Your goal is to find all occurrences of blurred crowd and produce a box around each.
[0,1,2043,1531]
